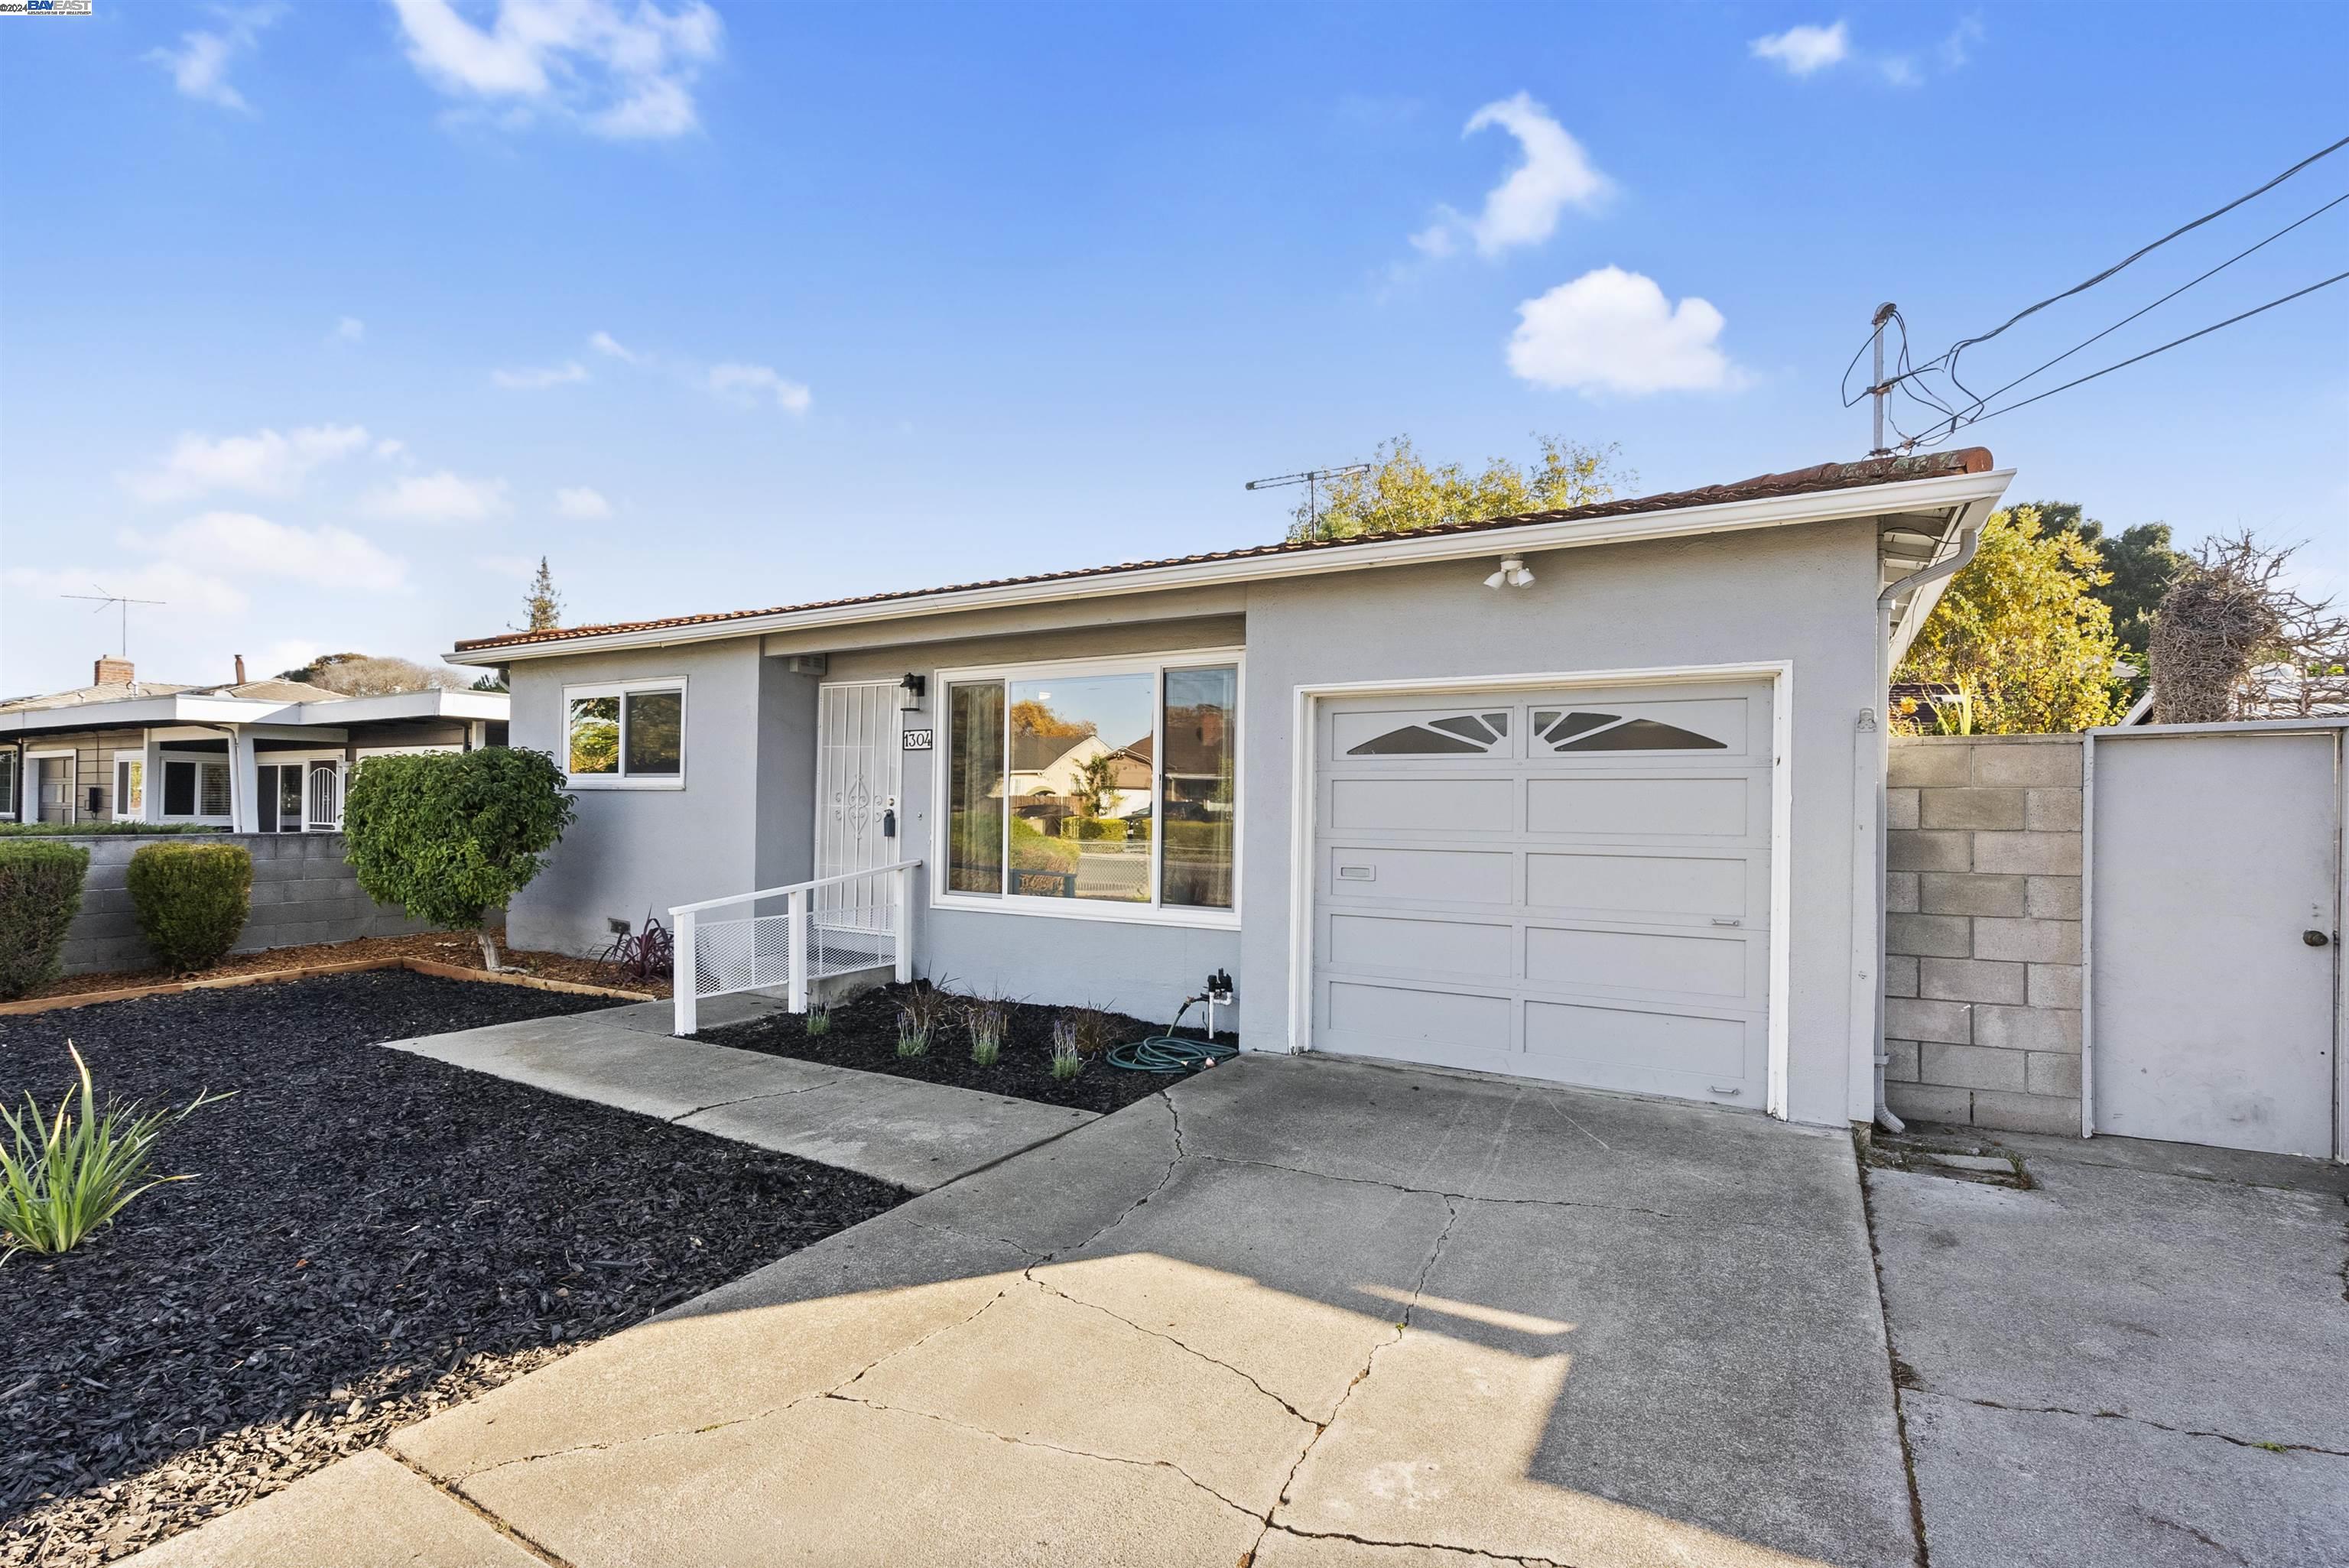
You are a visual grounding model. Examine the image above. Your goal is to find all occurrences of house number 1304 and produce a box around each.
[902,729,933,751]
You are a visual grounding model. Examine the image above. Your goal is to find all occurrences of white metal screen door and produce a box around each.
[815,683,902,956]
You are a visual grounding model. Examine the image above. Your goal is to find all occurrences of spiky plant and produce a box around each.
[964,998,1008,1066]
[1048,1018,1084,1081]
[0,1044,233,1261]
[805,1002,832,1037]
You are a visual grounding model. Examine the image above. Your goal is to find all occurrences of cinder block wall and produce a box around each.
[57,833,430,976]
[1884,735,2084,1135]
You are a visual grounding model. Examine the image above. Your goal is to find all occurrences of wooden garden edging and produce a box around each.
[0,959,655,1018]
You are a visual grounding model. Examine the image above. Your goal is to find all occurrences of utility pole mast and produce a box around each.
[62,586,167,657]
[1245,463,1372,541]
[1868,302,1898,456]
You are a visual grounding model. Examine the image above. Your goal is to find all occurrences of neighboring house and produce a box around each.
[447,448,2009,1129]
[0,655,511,832]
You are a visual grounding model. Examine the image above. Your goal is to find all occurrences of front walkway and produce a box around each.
[385,995,1094,1193]
[133,1054,1914,1567]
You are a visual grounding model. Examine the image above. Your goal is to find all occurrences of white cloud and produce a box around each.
[555,485,612,519]
[138,511,408,591]
[589,329,639,362]
[1409,93,1610,262]
[147,9,278,112]
[6,561,249,618]
[492,359,590,389]
[1506,267,1743,397]
[361,469,511,522]
[707,362,812,414]
[1940,15,1985,68]
[1877,55,1921,88]
[388,0,724,140]
[330,316,366,345]
[374,437,409,461]
[258,638,325,676]
[125,425,372,503]
[1750,21,1850,76]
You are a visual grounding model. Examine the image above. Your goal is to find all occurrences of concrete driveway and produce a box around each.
[139,1055,1914,1567]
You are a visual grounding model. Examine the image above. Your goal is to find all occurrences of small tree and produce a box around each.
[1071,752,1119,818]
[341,749,575,971]
[520,557,563,632]
[2149,532,2349,722]
[1896,505,2123,734]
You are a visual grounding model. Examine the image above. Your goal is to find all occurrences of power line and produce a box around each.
[1898,189,2349,447]
[1845,131,2349,415]
[1935,269,2349,435]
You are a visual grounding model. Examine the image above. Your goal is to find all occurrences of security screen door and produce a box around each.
[1311,680,1775,1107]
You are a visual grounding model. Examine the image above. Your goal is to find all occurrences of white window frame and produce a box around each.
[25,748,79,826]
[112,753,146,823]
[930,648,1243,930]
[0,747,18,820]
[562,675,689,790]
[158,754,235,825]
[255,750,346,832]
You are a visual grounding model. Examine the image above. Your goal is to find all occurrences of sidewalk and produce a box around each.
[384,995,1095,1193]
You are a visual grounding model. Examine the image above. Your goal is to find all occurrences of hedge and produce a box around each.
[127,842,254,972]
[0,822,229,837]
[0,840,91,999]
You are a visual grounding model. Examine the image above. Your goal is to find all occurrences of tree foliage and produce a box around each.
[276,652,476,695]
[125,842,252,972]
[2009,500,2191,663]
[1896,505,2123,735]
[521,557,563,632]
[341,748,575,970]
[1288,434,1632,542]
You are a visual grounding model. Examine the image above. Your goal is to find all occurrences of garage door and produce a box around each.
[1311,679,1774,1108]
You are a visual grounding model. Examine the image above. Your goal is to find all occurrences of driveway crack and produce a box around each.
[1019,1273,1317,1427]
[1254,1193,1464,1561]
[666,1078,843,1121]
[1208,1152,1769,1231]
[820,1390,1264,1522]
[1259,1522,1577,1566]
[1915,1391,2349,1458]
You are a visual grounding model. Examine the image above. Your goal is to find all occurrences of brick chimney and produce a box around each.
[94,654,135,687]
[234,654,247,685]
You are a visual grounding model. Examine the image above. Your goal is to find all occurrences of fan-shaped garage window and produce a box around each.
[1549,716,1727,752]
[1532,710,1620,745]
[1347,712,1509,756]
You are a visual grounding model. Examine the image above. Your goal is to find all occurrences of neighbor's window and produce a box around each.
[564,680,686,785]
[0,750,15,817]
[161,758,231,819]
[942,658,1238,916]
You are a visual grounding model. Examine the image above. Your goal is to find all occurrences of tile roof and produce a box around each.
[454,447,1994,655]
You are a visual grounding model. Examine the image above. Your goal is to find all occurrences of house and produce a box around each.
[0,655,512,832]
[446,449,2010,1128]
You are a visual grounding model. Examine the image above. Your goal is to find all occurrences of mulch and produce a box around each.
[0,971,905,1566]
[24,931,671,1004]
[700,983,1237,1116]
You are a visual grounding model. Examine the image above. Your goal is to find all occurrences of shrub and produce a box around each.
[964,997,1008,1066]
[805,1002,832,1037]
[126,842,252,972]
[342,748,574,971]
[0,822,225,837]
[895,985,951,1057]
[1061,1002,1118,1058]
[1048,1019,1084,1080]
[1060,816,1127,842]
[0,841,89,1000]
[0,1044,233,1261]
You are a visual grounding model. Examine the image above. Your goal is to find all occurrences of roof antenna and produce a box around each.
[1867,303,1898,457]
[1246,463,1372,541]
[62,584,167,657]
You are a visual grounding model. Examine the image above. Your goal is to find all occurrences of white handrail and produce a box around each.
[671,859,921,1035]
[668,859,924,917]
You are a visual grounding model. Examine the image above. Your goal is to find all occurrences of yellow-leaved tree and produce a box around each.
[1289,434,1631,542]
[1896,505,2123,734]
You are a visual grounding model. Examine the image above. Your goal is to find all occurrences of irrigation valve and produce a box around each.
[1204,969,1235,1040]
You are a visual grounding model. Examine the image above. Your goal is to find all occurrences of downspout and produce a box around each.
[1867,516,1984,1133]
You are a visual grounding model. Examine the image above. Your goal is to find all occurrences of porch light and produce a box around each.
[898,673,928,712]
[1484,555,1535,590]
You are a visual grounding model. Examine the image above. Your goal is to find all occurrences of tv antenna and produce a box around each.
[1245,463,1371,541]
[62,585,167,657]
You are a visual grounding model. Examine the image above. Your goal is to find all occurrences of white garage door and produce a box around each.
[1311,679,1775,1108]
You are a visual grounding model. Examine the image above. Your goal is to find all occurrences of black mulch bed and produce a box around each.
[0,971,906,1567]
[700,982,1236,1115]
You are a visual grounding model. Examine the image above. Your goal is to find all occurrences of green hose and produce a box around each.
[1106,1036,1239,1073]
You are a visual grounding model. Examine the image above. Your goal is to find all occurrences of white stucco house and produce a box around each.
[445,448,2011,1129]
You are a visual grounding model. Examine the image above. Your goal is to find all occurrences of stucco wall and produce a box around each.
[56,832,430,975]
[1883,734,2084,1135]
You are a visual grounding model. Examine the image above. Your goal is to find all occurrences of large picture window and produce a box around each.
[941,654,1239,921]
[564,679,687,787]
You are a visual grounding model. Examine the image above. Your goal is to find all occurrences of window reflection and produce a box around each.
[1159,667,1236,908]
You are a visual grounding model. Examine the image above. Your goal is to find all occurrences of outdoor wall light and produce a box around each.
[898,672,928,711]
[1484,554,1535,590]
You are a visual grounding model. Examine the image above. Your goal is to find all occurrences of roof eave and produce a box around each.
[447,466,2018,665]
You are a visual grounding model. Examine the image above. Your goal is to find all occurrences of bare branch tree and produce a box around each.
[2147,532,2349,722]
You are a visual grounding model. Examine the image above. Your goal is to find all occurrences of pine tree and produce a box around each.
[521,557,562,631]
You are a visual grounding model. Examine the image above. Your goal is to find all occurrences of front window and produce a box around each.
[944,656,1238,917]
[161,757,232,820]
[564,680,687,786]
[114,756,144,820]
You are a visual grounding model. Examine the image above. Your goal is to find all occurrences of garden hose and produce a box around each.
[1106,1035,1239,1073]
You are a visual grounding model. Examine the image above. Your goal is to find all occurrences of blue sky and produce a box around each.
[3,2,2344,696]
